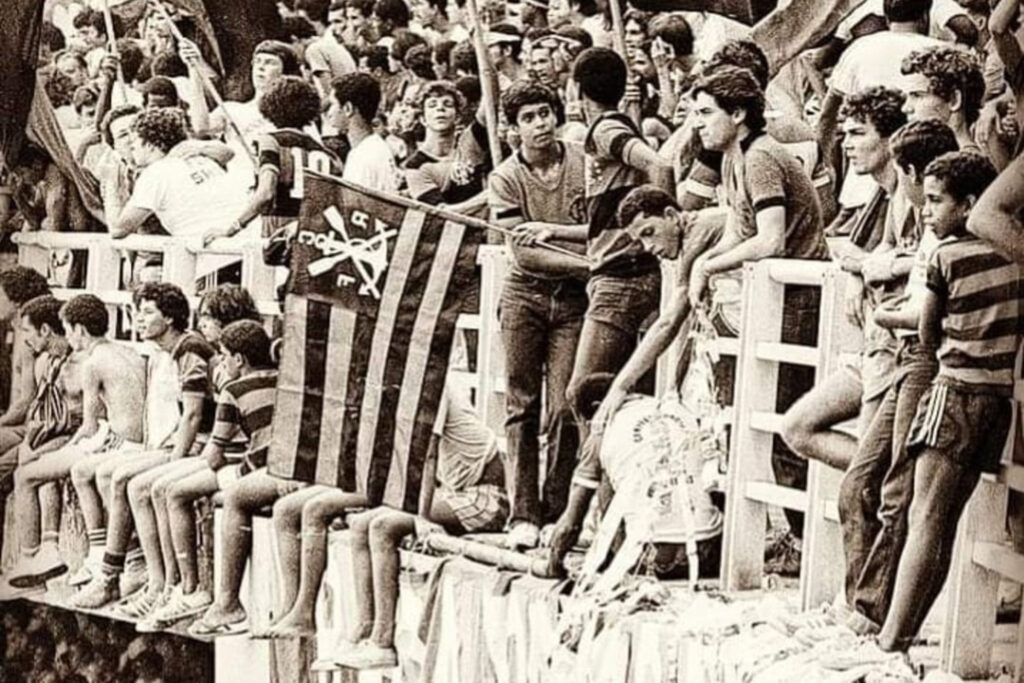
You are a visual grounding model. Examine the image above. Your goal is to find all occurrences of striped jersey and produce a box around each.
[256,129,342,219]
[210,369,278,473]
[584,111,659,276]
[170,331,218,435]
[926,236,1024,394]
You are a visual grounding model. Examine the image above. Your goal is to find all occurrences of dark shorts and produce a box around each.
[906,383,1014,474]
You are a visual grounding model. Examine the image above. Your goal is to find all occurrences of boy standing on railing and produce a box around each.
[559,47,673,548]
[824,151,1020,668]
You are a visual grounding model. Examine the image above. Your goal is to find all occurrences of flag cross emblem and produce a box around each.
[298,206,398,299]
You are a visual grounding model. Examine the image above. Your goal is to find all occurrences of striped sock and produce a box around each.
[41,531,59,548]
[102,551,126,576]
[88,529,106,549]
[125,547,145,564]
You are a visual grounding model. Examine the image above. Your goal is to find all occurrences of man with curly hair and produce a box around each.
[899,45,985,152]
[113,107,249,240]
[202,76,341,246]
[402,81,480,204]
[71,283,216,615]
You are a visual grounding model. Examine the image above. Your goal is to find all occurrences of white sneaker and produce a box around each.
[153,587,213,624]
[506,522,540,550]
[7,545,68,589]
[819,637,904,671]
[120,560,147,598]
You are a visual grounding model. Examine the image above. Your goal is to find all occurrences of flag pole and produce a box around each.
[607,0,641,125]
[307,169,593,265]
[464,0,504,170]
[151,1,257,167]
[100,0,128,104]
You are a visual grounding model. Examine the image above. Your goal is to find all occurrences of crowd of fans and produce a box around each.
[1,601,211,683]
[1,0,1024,675]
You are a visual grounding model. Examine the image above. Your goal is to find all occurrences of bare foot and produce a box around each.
[267,610,316,639]
[201,602,248,628]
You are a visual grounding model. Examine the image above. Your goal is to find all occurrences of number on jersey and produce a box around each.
[289,148,334,199]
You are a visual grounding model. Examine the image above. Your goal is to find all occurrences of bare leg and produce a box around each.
[780,369,863,471]
[126,459,190,593]
[201,471,297,628]
[271,489,366,636]
[166,467,220,594]
[271,485,330,616]
[150,460,206,588]
[367,510,416,649]
[346,508,393,642]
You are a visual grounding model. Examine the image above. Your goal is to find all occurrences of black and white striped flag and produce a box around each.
[268,172,482,512]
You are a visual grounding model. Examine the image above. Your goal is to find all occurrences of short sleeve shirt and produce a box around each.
[431,380,498,491]
[830,31,946,96]
[721,134,828,261]
[489,142,588,278]
[584,112,659,275]
[170,331,218,435]
[126,154,248,237]
[343,134,401,193]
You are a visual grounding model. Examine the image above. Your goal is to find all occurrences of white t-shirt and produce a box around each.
[835,0,967,43]
[575,396,723,544]
[126,153,248,237]
[830,31,946,96]
[305,33,357,77]
[343,133,401,193]
[432,379,498,491]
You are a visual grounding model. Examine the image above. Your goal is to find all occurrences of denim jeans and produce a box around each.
[839,337,937,625]
[714,283,820,537]
[566,271,662,437]
[500,272,588,526]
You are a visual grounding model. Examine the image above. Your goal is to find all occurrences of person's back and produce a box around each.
[831,30,945,96]
[128,152,249,238]
[343,132,400,192]
[87,341,147,445]
[258,129,343,220]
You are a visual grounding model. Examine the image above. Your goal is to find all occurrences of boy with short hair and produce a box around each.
[156,320,279,634]
[825,151,1014,667]
[837,119,959,635]
[561,48,673,550]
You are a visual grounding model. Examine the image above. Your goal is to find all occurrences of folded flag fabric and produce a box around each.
[268,172,483,512]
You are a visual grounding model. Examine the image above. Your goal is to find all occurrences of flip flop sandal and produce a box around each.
[188,617,248,637]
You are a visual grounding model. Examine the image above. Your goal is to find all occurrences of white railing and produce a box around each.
[722,258,859,610]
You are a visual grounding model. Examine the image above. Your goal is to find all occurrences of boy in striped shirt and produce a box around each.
[826,151,1021,667]
[151,320,279,631]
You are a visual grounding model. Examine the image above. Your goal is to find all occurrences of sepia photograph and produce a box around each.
[1,0,1022,680]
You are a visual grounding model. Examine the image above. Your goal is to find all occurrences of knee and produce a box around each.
[151,480,172,506]
[126,477,151,508]
[301,499,337,532]
[272,498,301,532]
[780,407,812,457]
[368,514,404,546]
[166,482,190,510]
[70,461,92,488]
[110,466,135,494]
[348,511,373,537]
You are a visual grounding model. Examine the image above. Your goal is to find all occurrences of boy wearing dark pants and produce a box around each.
[826,151,1016,668]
